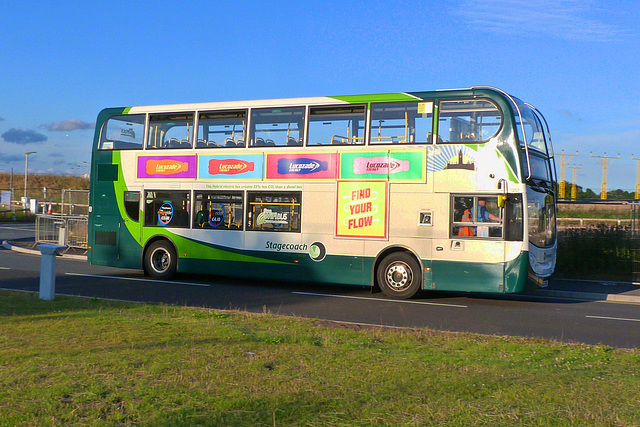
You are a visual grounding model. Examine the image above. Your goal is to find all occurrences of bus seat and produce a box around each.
[196,210,206,227]
[255,138,265,146]
[166,138,182,148]
[225,139,236,147]
[266,139,275,146]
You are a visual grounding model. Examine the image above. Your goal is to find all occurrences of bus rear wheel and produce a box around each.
[377,252,422,299]
[144,240,177,280]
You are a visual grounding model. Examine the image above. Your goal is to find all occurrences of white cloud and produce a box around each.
[455,0,630,42]
[44,119,94,132]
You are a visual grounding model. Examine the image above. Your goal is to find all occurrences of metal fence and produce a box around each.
[61,189,90,216]
[556,200,640,282]
[36,214,88,250]
[0,187,89,216]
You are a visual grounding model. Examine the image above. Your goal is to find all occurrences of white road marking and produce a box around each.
[65,272,211,287]
[0,267,10,270]
[0,225,35,231]
[586,315,640,323]
[293,291,467,308]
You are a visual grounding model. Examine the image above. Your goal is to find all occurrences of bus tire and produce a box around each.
[144,240,177,280]
[377,252,422,299]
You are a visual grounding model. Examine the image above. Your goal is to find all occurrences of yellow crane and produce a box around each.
[568,164,581,200]
[558,150,578,199]
[632,154,640,199]
[590,152,620,200]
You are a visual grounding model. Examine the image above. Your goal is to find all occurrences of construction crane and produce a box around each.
[568,164,582,200]
[558,150,578,199]
[590,152,620,200]
[632,154,640,199]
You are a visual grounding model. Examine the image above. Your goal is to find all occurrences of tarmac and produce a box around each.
[3,238,640,304]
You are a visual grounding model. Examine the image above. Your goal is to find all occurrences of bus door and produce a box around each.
[430,195,506,293]
[117,190,143,267]
[91,188,142,268]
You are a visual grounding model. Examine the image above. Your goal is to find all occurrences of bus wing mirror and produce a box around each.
[498,195,507,208]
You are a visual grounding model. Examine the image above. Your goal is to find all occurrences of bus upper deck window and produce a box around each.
[250,107,305,147]
[99,114,145,150]
[369,101,433,145]
[437,100,501,143]
[308,106,365,146]
[197,110,247,148]
[146,113,194,149]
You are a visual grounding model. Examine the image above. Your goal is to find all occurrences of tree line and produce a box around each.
[0,172,89,193]
[556,181,636,200]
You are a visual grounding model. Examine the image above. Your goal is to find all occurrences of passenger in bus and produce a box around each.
[457,198,501,237]
[196,210,207,227]
[458,206,475,236]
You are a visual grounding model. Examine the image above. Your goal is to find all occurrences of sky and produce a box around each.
[1,0,639,193]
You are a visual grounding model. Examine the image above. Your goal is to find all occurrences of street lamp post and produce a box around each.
[24,151,36,206]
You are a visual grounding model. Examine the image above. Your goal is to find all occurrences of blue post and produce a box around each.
[37,244,65,300]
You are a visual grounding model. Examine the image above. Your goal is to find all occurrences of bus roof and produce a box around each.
[118,87,510,114]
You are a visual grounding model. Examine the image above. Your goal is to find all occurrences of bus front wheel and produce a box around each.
[377,252,421,299]
[144,240,177,280]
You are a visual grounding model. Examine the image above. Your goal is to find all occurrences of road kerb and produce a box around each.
[535,289,640,304]
[2,240,87,261]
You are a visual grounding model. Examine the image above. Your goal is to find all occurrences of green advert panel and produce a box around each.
[339,150,425,182]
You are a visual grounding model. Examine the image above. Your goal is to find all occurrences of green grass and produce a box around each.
[1,291,640,426]
[0,208,35,222]
[556,208,629,220]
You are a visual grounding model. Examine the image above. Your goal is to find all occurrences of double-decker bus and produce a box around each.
[88,86,556,299]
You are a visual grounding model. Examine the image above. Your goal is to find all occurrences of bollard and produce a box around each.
[37,244,65,300]
[58,225,66,246]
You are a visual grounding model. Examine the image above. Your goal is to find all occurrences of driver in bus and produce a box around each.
[477,198,502,223]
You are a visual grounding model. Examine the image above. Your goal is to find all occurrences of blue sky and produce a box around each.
[1,0,638,193]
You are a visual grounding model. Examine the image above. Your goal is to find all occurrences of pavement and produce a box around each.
[535,278,640,304]
[2,238,87,261]
[3,238,640,304]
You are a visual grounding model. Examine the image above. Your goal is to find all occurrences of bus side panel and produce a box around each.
[179,252,374,286]
[429,260,504,293]
[89,212,119,266]
[428,244,528,293]
[504,251,529,293]
[91,217,142,269]
[116,226,143,269]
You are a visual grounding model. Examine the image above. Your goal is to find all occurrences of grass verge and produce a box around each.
[1,290,639,426]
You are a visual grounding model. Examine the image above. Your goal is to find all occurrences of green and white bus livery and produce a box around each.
[88,86,556,299]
